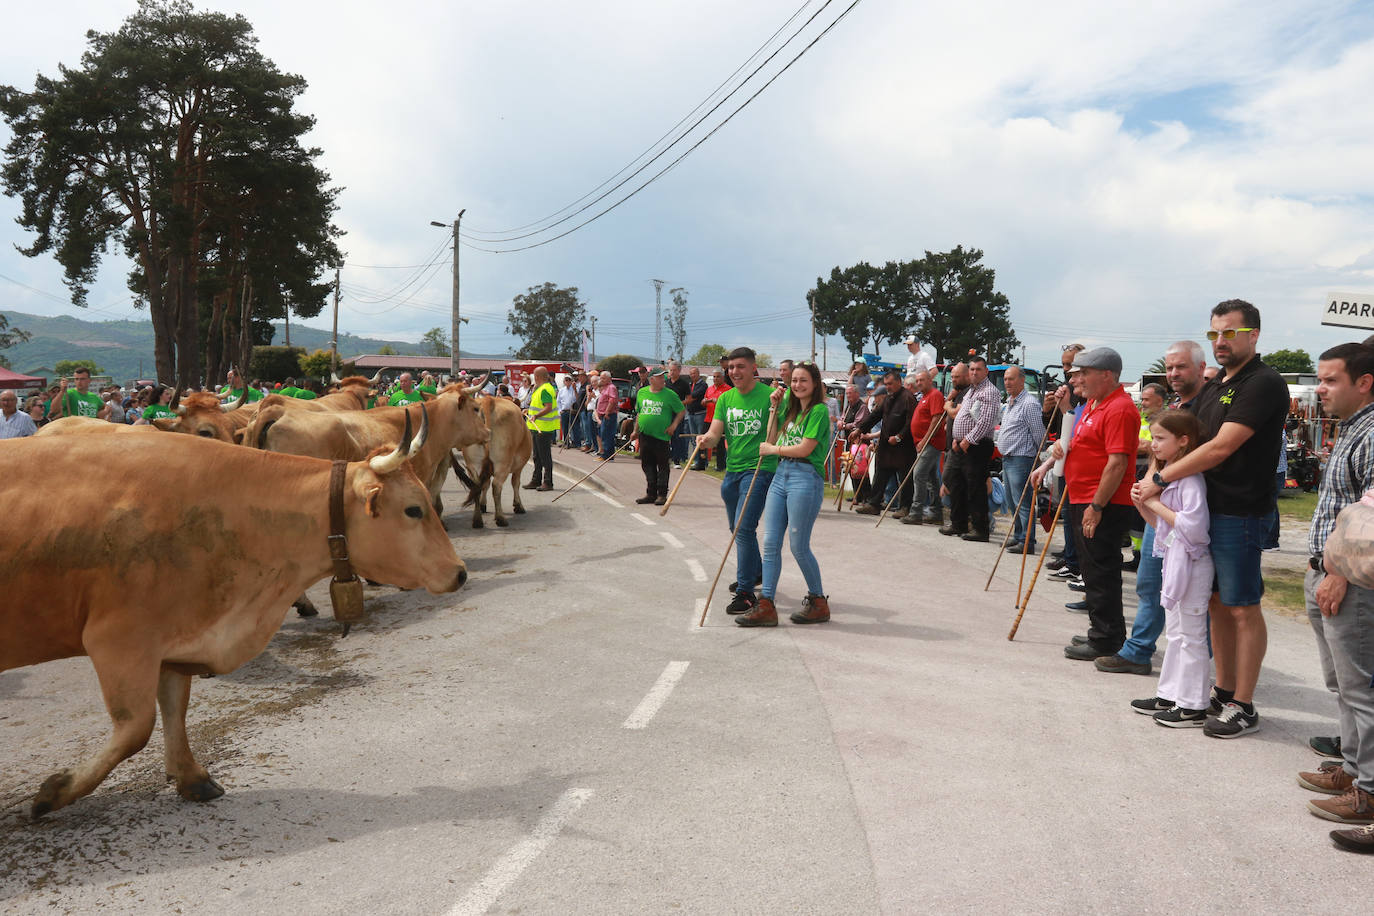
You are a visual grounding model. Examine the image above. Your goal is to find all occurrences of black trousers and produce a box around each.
[946,438,994,533]
[866,462,913,510]
[640,435,671,497]
[530,429,555,486]
[1070,502,1133,655]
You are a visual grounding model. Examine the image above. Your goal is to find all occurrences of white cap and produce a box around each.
[902,335,918,345]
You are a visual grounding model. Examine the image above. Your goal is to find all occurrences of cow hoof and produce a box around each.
[472,518,484,529]
[495,516,509,528]
[513,504,527,515]
[295,606,318,618]
[32,770,73,819]
[178,777,225,803]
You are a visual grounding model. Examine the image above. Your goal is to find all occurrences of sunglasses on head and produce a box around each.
[1205,328,1255,341]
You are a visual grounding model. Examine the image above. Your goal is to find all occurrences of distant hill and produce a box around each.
[0,310,498,383]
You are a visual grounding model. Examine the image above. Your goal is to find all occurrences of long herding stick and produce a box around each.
[698,456,766,627]
[659,439,704,516]
[983,420,1055,590]
[551,439,636,502]
[1007,484,1070,641]
[834,453,851,511]
[876,414,945,528]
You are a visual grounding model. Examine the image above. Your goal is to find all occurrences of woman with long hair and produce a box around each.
[736,361,833,627]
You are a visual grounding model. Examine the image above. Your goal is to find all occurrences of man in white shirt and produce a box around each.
[1,390,38,438]
[904,336,935,378]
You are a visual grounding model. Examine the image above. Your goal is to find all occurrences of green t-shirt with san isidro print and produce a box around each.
[715,383,779,473]
[776,402,832,478]
[634,386,684,441]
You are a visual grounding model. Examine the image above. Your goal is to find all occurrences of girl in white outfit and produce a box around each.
[1131,409,1214,727]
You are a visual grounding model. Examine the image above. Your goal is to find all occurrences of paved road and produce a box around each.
[0,448,1352,914]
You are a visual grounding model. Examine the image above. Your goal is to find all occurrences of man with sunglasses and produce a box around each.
[1137,300,1289,738]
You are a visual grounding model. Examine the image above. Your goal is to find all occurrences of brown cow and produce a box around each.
[240,373,382,447]
[0,423,465,819]
[149,389,253,443]
[455,396,532,528]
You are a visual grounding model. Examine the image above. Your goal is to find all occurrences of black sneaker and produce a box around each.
[1131,696,1173,715]
[1154,706,1208,728]
[1067,578,1087,592]
[726,591,758,615]
[1312,736,1343,758]
[1047,557,1067,571]
[1204,702,1260,738]
[1049,567,1079,580]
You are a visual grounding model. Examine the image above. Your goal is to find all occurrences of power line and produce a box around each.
[459,0,865,253]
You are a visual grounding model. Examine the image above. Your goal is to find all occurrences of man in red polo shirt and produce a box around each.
[1036,347,1139,662]
[902,369,947,525]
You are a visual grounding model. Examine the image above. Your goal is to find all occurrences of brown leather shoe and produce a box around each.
[891,509,907,519]
[1309,785,1374,823]
[790,594,830,624]
[1300,761,1355,795]
[537,483,553,491]
[522,481,540,489]
[853,504,880,516]
[735,597,778,627]
[1330,822,1374,853]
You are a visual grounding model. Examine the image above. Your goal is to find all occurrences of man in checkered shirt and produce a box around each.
[940,356,1002,542]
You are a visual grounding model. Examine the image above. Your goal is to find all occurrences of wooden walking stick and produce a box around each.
[551,439,636,502]
[834,453,850,511]
[699,456,766,627]
[1007,484,1070,641]
[876,414,944,528]
[659,439,704,516]
[983,421,1055,590]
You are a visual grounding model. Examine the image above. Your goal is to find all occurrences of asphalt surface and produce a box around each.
[0,445,1354,914]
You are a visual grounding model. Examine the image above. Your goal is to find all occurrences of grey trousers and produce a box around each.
[912,446,941,514]
[1306,567,1374,793]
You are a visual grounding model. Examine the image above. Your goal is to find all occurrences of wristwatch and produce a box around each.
[1152,471,1166,488]
[1089,502,1105,513]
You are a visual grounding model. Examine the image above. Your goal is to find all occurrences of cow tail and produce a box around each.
[451,452,479,507]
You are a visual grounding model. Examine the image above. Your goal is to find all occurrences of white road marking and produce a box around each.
[660,531,684,549]
[630,512,655,526]
[591,489,623,508]
[447,786,594,916]
[685,558,706,581]
[623,661,691,729]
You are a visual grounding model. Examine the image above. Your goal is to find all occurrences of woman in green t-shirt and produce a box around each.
[736,362,832,627]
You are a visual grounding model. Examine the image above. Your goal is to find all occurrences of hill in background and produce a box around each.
[0,310,496,382]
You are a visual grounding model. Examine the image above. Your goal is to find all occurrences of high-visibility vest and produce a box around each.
[527,383,560,432]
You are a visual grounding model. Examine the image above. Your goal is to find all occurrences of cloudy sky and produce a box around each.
[3,0,1373,377]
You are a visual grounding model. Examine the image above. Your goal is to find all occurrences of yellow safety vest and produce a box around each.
[527,383,560,432]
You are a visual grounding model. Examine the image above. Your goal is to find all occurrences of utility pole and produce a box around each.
[431,211,465,378]
[284,303,291,347]
[651,279,664,363]
[590,315,597,365]
[809,292,817,363]
[823,337,827,371]
[330,268,340,374]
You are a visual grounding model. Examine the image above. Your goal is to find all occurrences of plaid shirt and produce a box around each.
[1310,402,1374,556]
[996,389,1046,457]
[952,377,1000,444]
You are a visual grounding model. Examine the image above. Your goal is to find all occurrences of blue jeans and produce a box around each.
[598,414,618,459]
[1001,454,1035,549]
[582,408,596,449]
[761,460,825,600]
[1118,524,1165,664]
[722,468,775,594]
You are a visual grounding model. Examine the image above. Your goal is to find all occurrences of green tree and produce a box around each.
[249,345,304,382]
[55,358,105,376]
[0,0,341,388]
[421,327,451,357]
[0,314,30,369]
[756,353,774,368]
[596,354,642,378]
[507,282,587,360]
[687,343,727,365]
[1263,348,1314,374]
[810,261,906,359]
[377,343,398,356]
[298,349,335,379]
[896,246,1019,363]
[666,287,689,362]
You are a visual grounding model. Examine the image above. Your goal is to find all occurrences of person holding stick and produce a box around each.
[902,370,946,526]
[695,347,779,615]
[996,365,1045,551]
[633,368,685,506]
[737,362,833,627]
[850,370,917,517]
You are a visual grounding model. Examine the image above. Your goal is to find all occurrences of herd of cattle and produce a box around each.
[0,374,537,820]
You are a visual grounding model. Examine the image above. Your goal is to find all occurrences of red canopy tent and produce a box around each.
[0,367,45,389]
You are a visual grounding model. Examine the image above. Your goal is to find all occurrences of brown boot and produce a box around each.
[790,594,830,624]
[735,597,778,627]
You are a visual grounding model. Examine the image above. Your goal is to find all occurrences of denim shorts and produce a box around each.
[1209,513,1272,607]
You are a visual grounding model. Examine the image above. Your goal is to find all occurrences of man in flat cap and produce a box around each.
[1036,347,1139,665]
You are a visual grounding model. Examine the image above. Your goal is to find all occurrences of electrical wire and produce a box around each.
[461,0,819,239]
[459,0,865,253]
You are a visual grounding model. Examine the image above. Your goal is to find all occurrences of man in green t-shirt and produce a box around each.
[694,346,779,613]
[218,368,264,403]
[387,372,426,406]
[50,367,111,420]
[633,368,685,505]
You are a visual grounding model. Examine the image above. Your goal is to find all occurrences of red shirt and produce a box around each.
[704,383,729,424]
[910,388,946,451]
[1065,385,1138,505]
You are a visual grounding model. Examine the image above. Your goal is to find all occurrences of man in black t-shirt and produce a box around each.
[667,360,692,467]
[1139,299,1289,739]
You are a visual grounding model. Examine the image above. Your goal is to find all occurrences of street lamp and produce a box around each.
[431,209,466,378]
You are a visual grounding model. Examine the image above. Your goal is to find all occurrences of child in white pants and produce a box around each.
[1131,409,1214,727]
